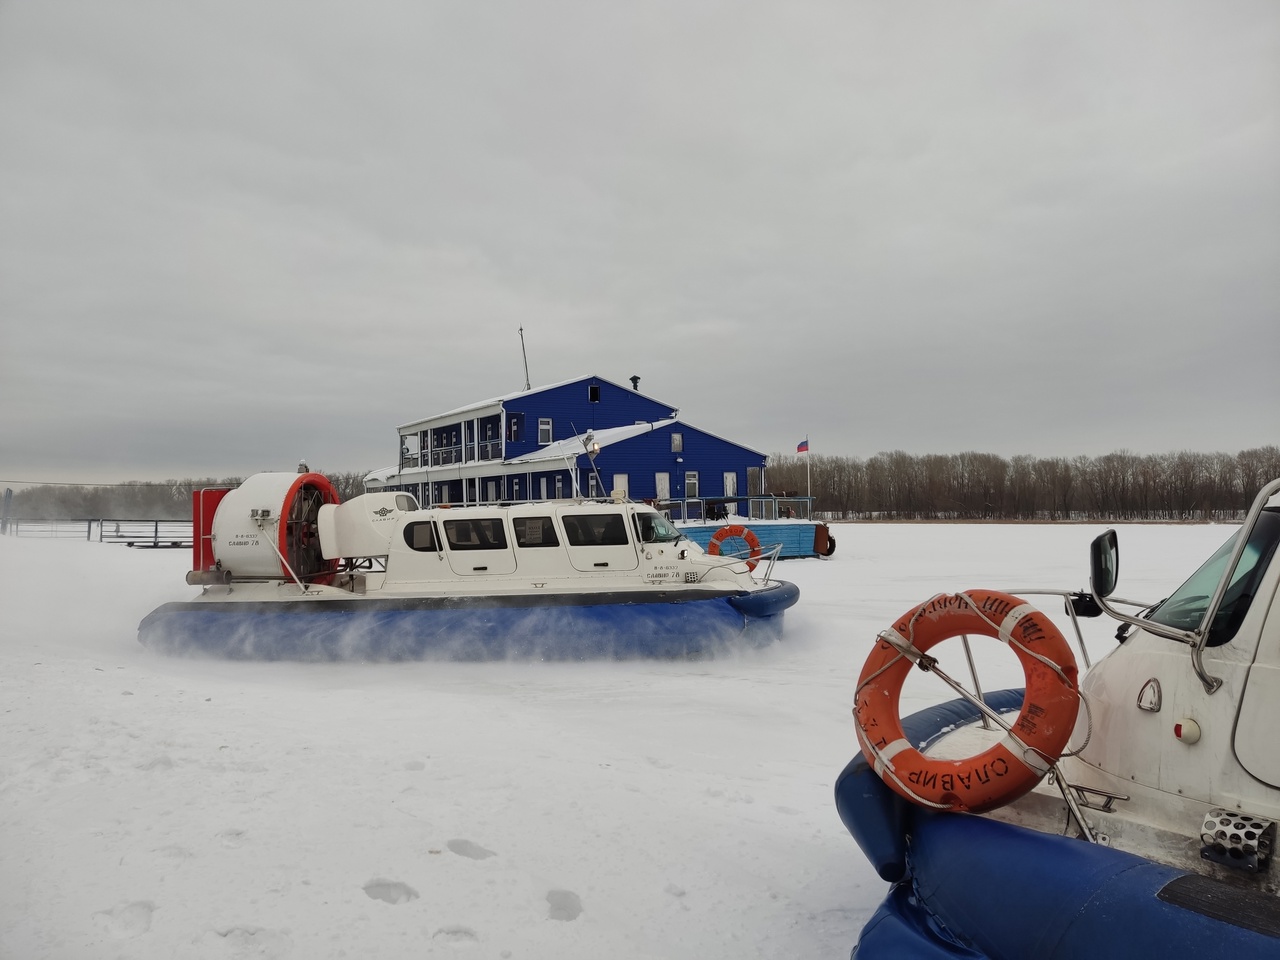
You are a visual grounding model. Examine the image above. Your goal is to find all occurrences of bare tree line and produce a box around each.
[6,449,1279,523]
[766,446,1280,521]
[4,471,371,521]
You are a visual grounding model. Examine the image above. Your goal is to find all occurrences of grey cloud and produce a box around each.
[2,1,1276,482]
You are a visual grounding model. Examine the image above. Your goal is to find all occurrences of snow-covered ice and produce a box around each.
[0,521,1233,959]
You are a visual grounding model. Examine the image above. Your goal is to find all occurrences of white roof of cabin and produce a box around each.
[506,418,680,465]
[365,414,765,484]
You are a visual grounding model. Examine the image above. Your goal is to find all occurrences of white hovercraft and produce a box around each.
[138,470,799,661]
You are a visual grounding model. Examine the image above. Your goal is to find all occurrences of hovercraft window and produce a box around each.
[635,512,682,544]
[444,518,509,550]
[562,513,630,547]
[403,521,438,552]
[1148,507,1280,647]
[513,517,560,548]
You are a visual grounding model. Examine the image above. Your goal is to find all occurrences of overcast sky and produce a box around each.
[2,1,1277,485]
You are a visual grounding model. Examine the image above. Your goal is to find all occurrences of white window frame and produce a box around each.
[539,418,553,444]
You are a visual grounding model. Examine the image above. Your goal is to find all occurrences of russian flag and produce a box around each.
[797,437,809,453]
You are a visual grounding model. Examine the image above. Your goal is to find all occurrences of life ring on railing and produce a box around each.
[853,590,1079,814]
[707,524,762,571]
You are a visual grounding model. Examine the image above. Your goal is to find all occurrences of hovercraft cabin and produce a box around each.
[364,375,767,513]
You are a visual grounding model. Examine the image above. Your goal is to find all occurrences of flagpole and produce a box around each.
[806,439,811,501]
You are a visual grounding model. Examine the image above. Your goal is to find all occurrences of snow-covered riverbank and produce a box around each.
[0,521,1232,959]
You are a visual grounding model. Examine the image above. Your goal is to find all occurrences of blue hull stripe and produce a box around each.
[138,581,798,661]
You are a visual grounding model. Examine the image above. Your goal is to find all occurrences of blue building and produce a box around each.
[364,375,767,511]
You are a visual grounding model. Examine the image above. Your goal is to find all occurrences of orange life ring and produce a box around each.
[854,590,1079,814]
[707,524,762,571]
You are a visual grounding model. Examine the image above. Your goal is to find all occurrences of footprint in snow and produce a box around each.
[94,900,154,939]
[202,926,293,956]
[546,889,582,921]
[154,844,194,860]
[433,925,479,944]
[363,878,420,905]
[447,839,496,860]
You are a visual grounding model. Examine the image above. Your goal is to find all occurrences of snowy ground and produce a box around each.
[0,520,1234,960]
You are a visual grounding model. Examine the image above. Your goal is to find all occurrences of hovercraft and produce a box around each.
[138,470,799,660]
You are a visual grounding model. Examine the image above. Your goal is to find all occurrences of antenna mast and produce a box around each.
[519,326,531,391]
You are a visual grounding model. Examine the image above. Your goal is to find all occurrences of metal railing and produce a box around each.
[698,540,783,583]
[663,496,816,523]
[2,518,193,547]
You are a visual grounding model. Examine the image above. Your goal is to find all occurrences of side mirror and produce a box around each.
[1090,529,1119,599]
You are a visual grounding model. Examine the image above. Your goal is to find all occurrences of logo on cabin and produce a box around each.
[373,507,394,517]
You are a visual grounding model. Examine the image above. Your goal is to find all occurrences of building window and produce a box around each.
[588,473,599,498]
[671,433,683,453]
[539,418,553,444]
[685,471,699,498]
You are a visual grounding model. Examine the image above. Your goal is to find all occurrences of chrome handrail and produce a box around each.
[699,541,783,583]
[1001,588,1096,670]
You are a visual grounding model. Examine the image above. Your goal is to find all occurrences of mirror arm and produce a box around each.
[1091,577,1221,693]
[1088,587,1201,648]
